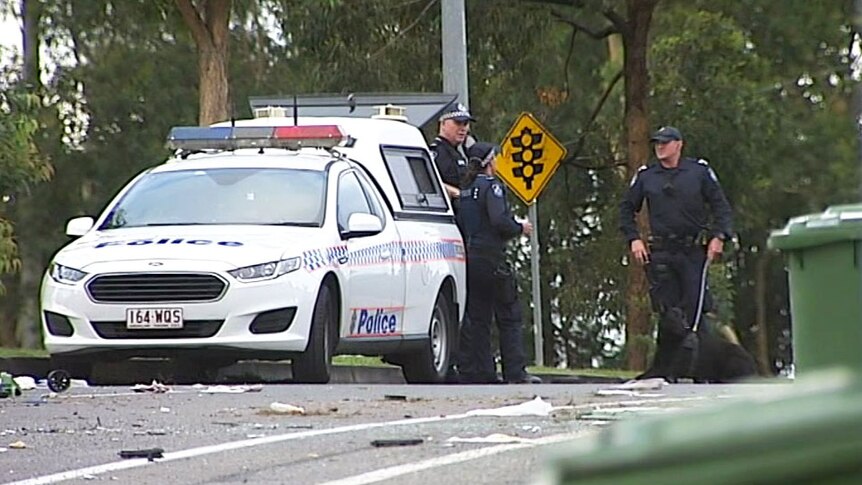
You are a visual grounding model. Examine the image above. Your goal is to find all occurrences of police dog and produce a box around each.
[638,307,757,383]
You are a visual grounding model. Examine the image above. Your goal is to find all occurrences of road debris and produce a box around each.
[594,378,668,397]
[8,440,27,449]
[466,396,553,417]
[370,438,423,447]
[46,370,71,393]
[12,375,37,391]
[131,380,171,393]
[383,394,407,401]
[0,372,22,398]
[198,384,263,394]
[118,447,164,461]
[268,402,306,415]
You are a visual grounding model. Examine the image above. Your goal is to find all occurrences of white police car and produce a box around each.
[41,104,466,383]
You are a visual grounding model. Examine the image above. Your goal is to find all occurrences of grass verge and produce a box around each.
[0,347,49,358]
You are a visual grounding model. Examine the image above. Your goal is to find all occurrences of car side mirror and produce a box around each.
[343,213,383,239]
[66,216,95,237]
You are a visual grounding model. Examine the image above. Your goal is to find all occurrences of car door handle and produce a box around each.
[380,248,391,260]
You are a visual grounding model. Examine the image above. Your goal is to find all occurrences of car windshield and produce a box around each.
[100,167,326,229]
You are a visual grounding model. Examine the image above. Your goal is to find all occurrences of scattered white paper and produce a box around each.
[12,376,36,391]
[269,402,306,415]
[131,380,171,393]
[466,396,553,417]
[594,378,668,396]
[199,385,263,394]
[614,378,667,390]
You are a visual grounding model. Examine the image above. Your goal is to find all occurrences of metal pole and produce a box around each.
[441,0,469,107]
[529,202,544,366]
[855,0,862,197]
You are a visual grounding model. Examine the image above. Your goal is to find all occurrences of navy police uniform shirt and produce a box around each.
[429,136,469,190]
[619,157,733,244]
[460,175,522,256]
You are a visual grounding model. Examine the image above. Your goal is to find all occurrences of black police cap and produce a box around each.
[650,126,683,143]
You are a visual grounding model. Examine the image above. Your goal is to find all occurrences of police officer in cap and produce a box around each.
[430,103,475,217]
[458,142,542,384]
[619,126,733,377]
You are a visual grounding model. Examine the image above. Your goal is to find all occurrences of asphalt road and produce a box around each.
[0,382,784,485]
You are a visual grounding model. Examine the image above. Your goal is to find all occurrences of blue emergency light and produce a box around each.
[166,125,347,151]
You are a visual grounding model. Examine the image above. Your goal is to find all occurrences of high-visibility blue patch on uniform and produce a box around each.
[491,183,504,198]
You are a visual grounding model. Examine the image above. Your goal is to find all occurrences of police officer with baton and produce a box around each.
[458,142,542,384]
[619,126,733,376]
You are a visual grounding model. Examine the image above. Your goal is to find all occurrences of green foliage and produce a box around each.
[0,90,53,197]
[0,89,53,288]
[0,0,855,370]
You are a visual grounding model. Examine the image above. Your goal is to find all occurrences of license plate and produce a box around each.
[126,308,184,329]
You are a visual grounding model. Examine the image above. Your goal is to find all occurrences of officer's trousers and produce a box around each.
[462,255,527,382]
[645,245,712,327]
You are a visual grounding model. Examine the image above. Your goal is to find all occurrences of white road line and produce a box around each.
[4,413,472,485]
[318,431,587,485]
[4,395,709,485]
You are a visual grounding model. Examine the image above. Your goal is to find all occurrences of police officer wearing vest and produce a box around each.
[619,126,733,361]
[430,103,474,217]
[458,142,542,384]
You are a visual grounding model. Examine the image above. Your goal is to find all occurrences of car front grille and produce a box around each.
[87,273,227,303]
[92,320,224,339]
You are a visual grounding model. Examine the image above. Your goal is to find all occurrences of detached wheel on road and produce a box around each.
[293,284,337,383]
[401,292,455,384]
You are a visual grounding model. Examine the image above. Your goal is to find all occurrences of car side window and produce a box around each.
[354,170,385,220]
[381,146,448,211]
[337,172,374,232]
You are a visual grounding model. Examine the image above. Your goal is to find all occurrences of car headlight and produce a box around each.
[49,263,88,284]
[228,257,301,282]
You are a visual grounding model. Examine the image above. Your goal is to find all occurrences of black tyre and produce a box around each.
[292,284,337,383]
[401,292,455,384]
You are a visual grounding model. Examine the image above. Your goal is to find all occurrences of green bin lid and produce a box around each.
[768,203,862,251]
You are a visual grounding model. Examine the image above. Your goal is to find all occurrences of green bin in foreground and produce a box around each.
[543,369,862,484]
[767,203,862,374]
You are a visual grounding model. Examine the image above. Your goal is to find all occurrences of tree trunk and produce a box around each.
[22,0,41,85]
[14,199,45,349]
[753,252,772,375]
[198,44,230,125]
[175,0,232,125]
[622,0,658,371]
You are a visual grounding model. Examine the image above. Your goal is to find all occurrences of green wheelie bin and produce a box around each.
[768,203,862,374]
[543,369,862,484]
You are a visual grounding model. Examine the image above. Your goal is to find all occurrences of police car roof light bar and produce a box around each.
[272,125,346,149]
[166,125,347,152]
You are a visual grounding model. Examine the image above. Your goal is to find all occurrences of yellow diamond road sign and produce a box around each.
[497,112,567,205]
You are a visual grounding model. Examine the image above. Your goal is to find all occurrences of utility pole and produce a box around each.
[855,0,862,197]
[441,0,469,107]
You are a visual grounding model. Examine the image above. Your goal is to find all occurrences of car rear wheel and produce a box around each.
[400,291,454,384]
[292,284,337,383]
